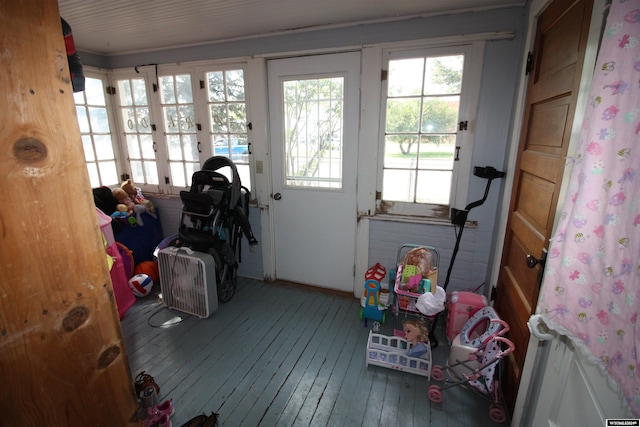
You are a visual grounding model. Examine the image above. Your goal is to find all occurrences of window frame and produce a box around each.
[107,60,253,196]
[74,68,122,188]
[376,42,484,218]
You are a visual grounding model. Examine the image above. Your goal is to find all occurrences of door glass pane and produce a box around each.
[282,77,343,189]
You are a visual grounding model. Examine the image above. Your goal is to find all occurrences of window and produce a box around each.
[204,69,251,188]
[116,77,159,186]
[74,75,119,188]
[282,76,344,189]
[107,63,252,195]
[379,44,482,217]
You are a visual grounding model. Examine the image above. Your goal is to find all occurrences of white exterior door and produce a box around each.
[267,52,360,292]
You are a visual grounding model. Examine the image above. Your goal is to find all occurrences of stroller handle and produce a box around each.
[493,336,515,357]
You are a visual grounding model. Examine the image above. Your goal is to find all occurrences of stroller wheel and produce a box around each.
[489,403,507,424]
[428,385,443,403]
[217,279,236,303]
[431,365,445,382]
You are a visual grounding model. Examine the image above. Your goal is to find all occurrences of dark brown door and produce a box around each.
[494,0,594,413]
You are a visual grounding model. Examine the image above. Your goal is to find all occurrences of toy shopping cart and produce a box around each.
[392,244,442,336]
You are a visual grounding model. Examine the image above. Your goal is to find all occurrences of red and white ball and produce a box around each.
[128,273,154,297]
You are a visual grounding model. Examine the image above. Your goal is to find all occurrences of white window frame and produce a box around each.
[377,42,484,218]
[74,67,123,188]
[108,60,253,196]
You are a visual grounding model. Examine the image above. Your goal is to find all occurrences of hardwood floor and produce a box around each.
[121,277,507,426]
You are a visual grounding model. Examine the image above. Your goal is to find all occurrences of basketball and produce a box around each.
[134,260,159,283]
[128,273,154,297]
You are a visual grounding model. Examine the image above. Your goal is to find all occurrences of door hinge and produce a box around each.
[105,86,116,95]
[200,80,205,89]
[458,120,468,131]
[525,51,534,75]
[381,69,388,81]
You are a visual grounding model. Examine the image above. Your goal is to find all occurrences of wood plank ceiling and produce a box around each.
[58,0,525,56]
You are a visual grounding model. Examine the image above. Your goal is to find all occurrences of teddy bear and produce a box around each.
[121,179,155,214]
[121,179,145,204]
[112,187,135,215]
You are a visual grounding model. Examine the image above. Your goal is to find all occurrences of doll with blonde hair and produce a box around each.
[402,319,430,358]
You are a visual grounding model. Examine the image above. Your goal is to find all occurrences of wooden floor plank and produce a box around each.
[120,277,507,427]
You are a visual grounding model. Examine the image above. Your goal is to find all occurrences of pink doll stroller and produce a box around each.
[428,307,514,424]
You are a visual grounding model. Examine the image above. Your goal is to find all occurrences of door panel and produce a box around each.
[267,53,360,292]
[495,0,593,413]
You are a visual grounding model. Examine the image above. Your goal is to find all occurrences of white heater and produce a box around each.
[157,246,218,318]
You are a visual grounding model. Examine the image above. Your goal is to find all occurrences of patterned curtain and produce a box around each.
[538,0,640,416]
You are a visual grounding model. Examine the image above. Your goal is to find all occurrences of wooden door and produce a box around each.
[494,0,594,413]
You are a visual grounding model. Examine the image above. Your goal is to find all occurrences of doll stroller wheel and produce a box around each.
[428,385,443,403]
[431,365,445,382]
[217,279,236,303]
[489,403,507,424]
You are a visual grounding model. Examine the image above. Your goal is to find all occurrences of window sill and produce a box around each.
[365,213,477,228]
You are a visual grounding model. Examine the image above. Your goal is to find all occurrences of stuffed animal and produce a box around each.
[121,179,144,204]
[121,178,155,214]
[112,187,134,215]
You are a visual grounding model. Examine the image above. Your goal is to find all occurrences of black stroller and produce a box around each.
[174,156,258,303]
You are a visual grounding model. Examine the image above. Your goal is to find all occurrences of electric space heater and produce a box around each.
[158,246,218,318]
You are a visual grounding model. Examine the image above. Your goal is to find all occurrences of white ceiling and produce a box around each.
[58,0,525,56]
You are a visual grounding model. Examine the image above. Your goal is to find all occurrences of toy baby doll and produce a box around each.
[402,319,430,358]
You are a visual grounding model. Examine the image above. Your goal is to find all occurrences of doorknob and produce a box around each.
[526,250,547,269]
[273,192,282,200]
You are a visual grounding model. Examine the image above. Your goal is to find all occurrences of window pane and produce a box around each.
[126,134,140,158]
[416,170,451,204]
[94,134,115,160]
[76,106,89,133]
[145,161,159,185]
[384,134,418,168]
[140,134,155,159]
[178,105,196,132]
[82,135,95,162]
[386,98,420,133]
[383,169,415,202]
[424,55,463,95]
[118,80,133,106]
[85,78,106,105]
[210,104,228,133]
[98,161,119,187]
[184,135,199,162]
[226,70,245,101]
[167,134,182,160]
[160,76,176,104]
[176,75,193,104]
[388,58,424,96]
[131,78,148,105]
[228,103,246,133]
[418,135,455,169]
[88,107,109,133]
[86,163,100,188]
[283,77,343,189]
[421,96,459,133]
[170,162,186,187]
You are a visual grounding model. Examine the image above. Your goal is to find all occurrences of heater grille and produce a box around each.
[158,247,218,318]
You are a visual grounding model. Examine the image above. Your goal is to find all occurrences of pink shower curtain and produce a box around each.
[538,0,640,416]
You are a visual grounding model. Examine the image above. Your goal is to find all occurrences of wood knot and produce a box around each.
[14,137,47,163]
[62,306,89,332]
[97,345,120,369]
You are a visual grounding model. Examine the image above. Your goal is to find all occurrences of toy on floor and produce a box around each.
[402,319,430,358]
[428,306,513,424]
[365,328,432,379]
[360,263,388,328]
